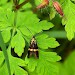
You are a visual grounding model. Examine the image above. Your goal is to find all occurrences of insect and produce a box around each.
[53,1,64,16]
[27,36,39,58]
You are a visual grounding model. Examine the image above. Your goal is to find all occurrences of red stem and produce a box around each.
[16,0,29,9]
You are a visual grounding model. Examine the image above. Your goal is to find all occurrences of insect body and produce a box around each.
[27,36,39,58]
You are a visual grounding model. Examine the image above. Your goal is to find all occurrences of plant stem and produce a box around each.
[16,0,29,9]
[8,9,18,54]
[14,11,18,26]
[0,32,11,75]
[44,31,75,39]
[43,31,67,39]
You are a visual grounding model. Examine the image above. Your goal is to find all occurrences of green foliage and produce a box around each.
[58,50,75,75]
[36,34,59,49]
[62,0,75,40]
[49,8,56,20]
[1,0,75,75]
[0,7,14,43]
[0,50,28,75]
[0,2,61,74]
[11,31,25,56]
[9,54,27,75]
[25,50,61,75]
[17,11,54,35]
[0,0,7,5]
[25,34,60,75]
[0,32,11,75]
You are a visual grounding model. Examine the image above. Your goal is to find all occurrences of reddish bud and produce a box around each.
[53,1,64,16]
[36,0,49,9]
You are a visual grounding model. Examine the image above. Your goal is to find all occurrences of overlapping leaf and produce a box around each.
[0,63,8,75]
[1,28,11,43]
[62,0,75,40]
[0,4,61,75]
[19,1,32,9]
[64,50,75,75]
[11,30,25,56]
[35,0,42,6]
[36,34,60,49]
[0,7,14,43]
[9,55,28,75]
[0,0,7,5]
[25,50,61,75]
[0,51,28,75]
[0,51,4,66]
[0,51,9,75]
[49,7,56,20]
[58,50,75,75]
[0,32,11,75]
[0,7,26,56]
[11,10,54,56]
[0,7,54,57]
[25,34,60,75]
[17,11,54,36]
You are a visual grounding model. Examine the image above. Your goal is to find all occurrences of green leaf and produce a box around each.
[0,0,7,5]
[25,50,61,75]
[58,63,69,75]
[0,32,11,75]
[0,8,14,27]
[71,0,75,3]
[25,57,38,72]
[8,47,27,75]
[11,30,25,57]
[38,20,54,30]
[0,63,8,75]
[1,28,11,43]
[36,34,60,49]
[1,2,12,9]
[29,71,38,75]
[62,0,75,40]
[0,51,4,67]
[19,2,32,10]
[50,8,56,20]
[58,50,75,75]
[15,66,27,75]
[35,0,42,6]
[11,10,54,57]
[17,11,54,36]
[9,55,28,75]
[0,50,28,75]
[64,50,75,75]
[0,7,14,43]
